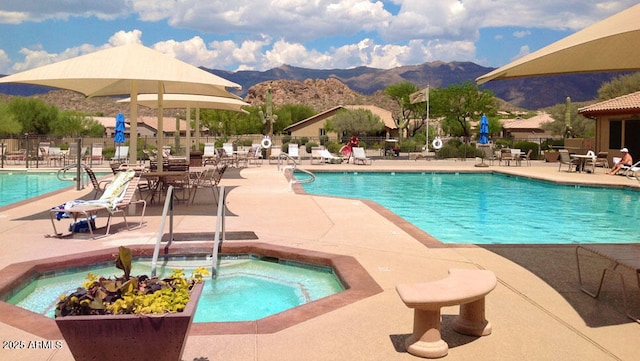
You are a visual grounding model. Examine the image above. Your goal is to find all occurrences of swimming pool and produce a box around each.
[0,172,91,207]
[7,255,344,322]
[302,172,640,245]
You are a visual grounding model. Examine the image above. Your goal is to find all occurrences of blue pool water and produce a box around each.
[8,256,344,322]
[301,172,640,244]
[0,172,78,207]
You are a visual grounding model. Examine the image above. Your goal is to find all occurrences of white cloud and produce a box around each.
[512,45,531,61]
[1,0,638,72]
[0,0,130,23]
[513,30,531,39]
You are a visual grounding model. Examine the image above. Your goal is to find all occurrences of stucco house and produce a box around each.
[500,112,556,140]
[283,105,398,140]
[579,91,640,161]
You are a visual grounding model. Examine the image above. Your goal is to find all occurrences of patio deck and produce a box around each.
[0,158,639,361]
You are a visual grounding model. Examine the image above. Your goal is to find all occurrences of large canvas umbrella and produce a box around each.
[118,93,250,163]
[0,43,241,168]
[476,4,640,84]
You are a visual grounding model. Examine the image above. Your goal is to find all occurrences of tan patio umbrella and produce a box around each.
[476,4,640,85]
[118,94,250,163]
[0,43,241,168]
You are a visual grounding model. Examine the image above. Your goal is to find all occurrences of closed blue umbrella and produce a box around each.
[478,115,489,144]
[114,113,126,143]
[114,113,126,160]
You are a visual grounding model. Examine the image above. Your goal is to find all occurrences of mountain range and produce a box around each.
[0,61,626,110]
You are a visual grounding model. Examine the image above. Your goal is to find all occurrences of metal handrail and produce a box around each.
[290,167,315,184]
[275,152,315,184]
[56,163,87,191]
[211,186,226,279]
[151,185,175,277]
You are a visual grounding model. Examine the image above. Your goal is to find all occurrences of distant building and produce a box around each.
[283,105,398,140]
[500,112,556,140]
[579,90,640,161]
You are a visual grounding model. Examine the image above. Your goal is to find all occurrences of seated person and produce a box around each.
[608,148,633,175]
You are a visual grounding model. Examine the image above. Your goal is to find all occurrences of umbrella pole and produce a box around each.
[157,82,164,172]
[129,81,138,166]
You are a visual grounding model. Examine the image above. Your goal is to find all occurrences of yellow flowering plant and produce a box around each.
[55,246,209,317]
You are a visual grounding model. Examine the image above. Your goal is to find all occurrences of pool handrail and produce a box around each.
[211,186,226,279]
[151,185,175,277]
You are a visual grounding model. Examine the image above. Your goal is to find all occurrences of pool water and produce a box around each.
[0,172,97,208]
[302,172,640,244]
[7,256,344,322]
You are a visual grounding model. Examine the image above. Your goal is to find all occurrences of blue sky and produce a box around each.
[0,1,637,75]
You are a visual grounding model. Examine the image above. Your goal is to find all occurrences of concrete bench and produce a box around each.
[396,268,497,358]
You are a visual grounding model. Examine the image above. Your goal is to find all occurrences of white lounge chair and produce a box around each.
[310,147,324,165]
[268,147,282,164]
[112,145,129,162]
[352,147,372,165]
[288,143,301,163]
[202,143,218,165]
[89,143,104,164]
[50,170,146,238]
[319,149,343,164]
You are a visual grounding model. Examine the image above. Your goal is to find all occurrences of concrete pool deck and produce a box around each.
[1,158,639,360]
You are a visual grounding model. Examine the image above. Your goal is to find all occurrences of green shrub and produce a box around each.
[514,141,539,160]
[305,142,319,153]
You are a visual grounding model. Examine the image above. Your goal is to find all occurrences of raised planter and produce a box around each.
[544,152,559,162]
[55,282,203,361]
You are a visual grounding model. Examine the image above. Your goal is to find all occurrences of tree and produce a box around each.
[542,101,594,138]
[430,82,497,138]
[0,102,22,135]
[597,72,640,100]
[49,111,105,137]
[384,82,427,139]
[330,108,385,136]
[274,104,316,134]
[8,97,58,135]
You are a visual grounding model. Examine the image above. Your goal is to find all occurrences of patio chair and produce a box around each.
[622,160,640,180]
[89,143,104,164]
[499,148,514,166]
[319,149,343,164]
[310,147,324,165]
[576,244,640,322]
[202,143,218,165]
[558,149,579,172]
[111,146,129,162]
[38,142,50,163]
[66,144,87,165]
[268,147,282,164]
[48,147,63,166]
[190,164,228,204]
[287,143,301,164]
[81,165,111,199]
[520,149,533,166]
[352,147,372,165]
[246,144,263,166]
[217,147,235,166]
[49,170,146,238]
[585,151,609,172]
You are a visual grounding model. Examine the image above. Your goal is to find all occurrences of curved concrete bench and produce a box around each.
[396,268,497,358]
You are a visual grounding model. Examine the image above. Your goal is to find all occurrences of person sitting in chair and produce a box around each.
[608,148,633,175]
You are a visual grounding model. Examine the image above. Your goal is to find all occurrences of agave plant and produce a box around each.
[55,246,209,317]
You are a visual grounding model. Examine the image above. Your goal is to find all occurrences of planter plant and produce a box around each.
[55,246,208,361]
